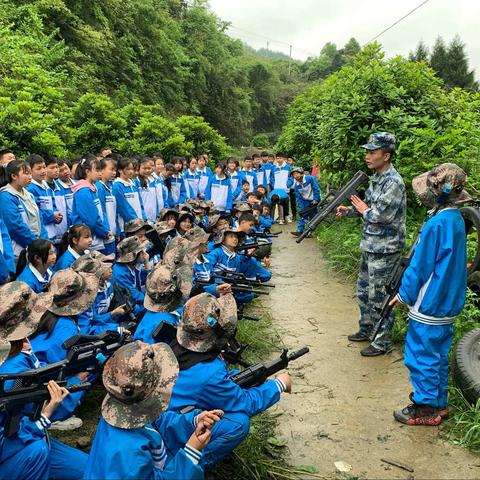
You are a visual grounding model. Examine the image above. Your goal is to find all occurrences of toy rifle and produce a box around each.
[371,222,425,339]
[296,171,369,243]
[230,347,309,388]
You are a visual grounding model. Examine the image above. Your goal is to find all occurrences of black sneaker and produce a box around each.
[360,344,386,356]
[347,332,370,342]
[290,231,301,237]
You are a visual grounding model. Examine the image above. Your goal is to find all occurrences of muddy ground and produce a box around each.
[264,225,480,479]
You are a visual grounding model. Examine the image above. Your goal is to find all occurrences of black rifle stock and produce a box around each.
[235,242,261,252]
[296,171,369,243]
[195,280,270,296]
[371,223,425,339]
[230,347,309,388]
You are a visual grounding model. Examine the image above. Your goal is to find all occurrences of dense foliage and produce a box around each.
[277,44,480,197]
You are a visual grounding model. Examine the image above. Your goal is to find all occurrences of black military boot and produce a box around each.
[347,331,370,342]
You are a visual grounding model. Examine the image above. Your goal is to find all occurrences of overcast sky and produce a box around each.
[208,0,479,77]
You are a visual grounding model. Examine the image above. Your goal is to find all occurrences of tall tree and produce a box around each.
[444,35,478,90]
[408,40,429,62]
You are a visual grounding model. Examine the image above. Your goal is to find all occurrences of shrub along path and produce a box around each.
[265,225,479,479]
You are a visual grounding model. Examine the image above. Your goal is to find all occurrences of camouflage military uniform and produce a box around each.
[355,164,406,350]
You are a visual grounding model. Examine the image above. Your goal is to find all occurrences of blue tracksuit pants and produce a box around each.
[404,319,454,408]
[200,412,250,469]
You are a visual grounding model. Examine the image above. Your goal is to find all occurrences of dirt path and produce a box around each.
[263,225,480,479]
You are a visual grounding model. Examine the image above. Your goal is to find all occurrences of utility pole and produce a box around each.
[289,45,292,76]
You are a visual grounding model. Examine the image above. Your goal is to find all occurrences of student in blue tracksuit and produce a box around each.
[113,157,146,234]
[391,164,469,426]
[71,156,112,252]
[226,158,246,205]
[57,159,76,219]
[96,158,118,255]
[135,157,158,223]
[290,166,321,236]
[0,160,48,260]
[0,281,89,478]
[205,163,233,213]
[242,157,258,193]
[260,151,274,188]
[169,293,292,468]
[154,174,169,213]
[183,157,201,200]
[83,340,223,480]
[252,153,267,187]
[46,156,69,242]
[26,154,64,245]
[0,216,15,284]
[53,224,93,272]
[258,204,275,232]
[196,154,213,199]
[16,239,56,292]
[268,188,290,224]
[270,153,292,195]
[112,236,151,311]
[169,158,188,206]
[133,264,185,345]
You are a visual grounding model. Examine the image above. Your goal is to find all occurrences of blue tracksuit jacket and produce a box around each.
[397,208,467,325]
[205,176,232,212]
[242,170,257,193]
[294,175,321,209]
[96,180,118,240]
[71,184,110,251]
[0,216,14,282]
[227,171,246,203]
[112,178,146,231]
[27,180,60,242]
[16,264,52,293]
[112,263,145,306]
[183,170,200,199]
[270,164,292,191]
[52,246,80,273]
[84,413,203,480]
[196,166,213,196]
[168,175,187,206]
[134,177,158,223]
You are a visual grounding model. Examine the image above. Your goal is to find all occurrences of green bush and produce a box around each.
[277,44,480,200]
[252,133,270,148]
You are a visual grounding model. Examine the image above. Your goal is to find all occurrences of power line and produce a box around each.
[366,0,432,44]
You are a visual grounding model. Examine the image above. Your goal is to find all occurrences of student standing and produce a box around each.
[205,163,233,214]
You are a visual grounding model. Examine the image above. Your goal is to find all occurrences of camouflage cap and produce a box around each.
[214,228,247,246]
[116,236,151,263]
[362,131,396,151]
[177,293,237,352]
[0,281,53,342]
[102,341,179,429]
[208,213,231,231]
[412,163,472,208]
[85,250,115,263]
[0,341,10,365]
[234,202,253,213]
[194,200,210,212]
[144,264,184,313]
[48,269,99,316]
[124,218,148,234]
[157,208,179,222]
[71,254,111,279]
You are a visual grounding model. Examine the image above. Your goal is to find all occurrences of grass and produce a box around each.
[315,219,480,452]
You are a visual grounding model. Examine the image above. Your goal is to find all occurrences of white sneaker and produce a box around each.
[50,415,83,431]
[278,219,285,225]
[286,216,293,224]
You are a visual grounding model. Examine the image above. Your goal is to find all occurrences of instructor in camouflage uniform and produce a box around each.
[337,132,406,357]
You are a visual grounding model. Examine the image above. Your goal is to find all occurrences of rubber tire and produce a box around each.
[452,328,480,405]
[460,206,480,274]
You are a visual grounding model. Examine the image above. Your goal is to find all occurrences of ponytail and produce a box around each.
[57,224,92,258]
[15,239,53,278]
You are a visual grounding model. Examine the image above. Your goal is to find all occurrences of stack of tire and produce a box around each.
[451,206,480,405]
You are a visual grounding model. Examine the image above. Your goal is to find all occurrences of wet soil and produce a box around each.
[265,225,480,479]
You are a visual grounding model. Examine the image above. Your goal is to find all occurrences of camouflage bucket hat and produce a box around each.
[194,200,210,213]
[214,228,247,246]
[161,246,194,299]
[0,281,53,342]
[102,341,179,429]
[290,166,304,176]
[183,226,210,246]
[362,131,396,151]
[124,218,148,234]
[48,269,99,316]
[177,293,238,352]
[71,254,111,280]
[412,163,472,208]
[178,203,195,213]
[86,250,115,263]
[152,220,176,236]
[0,341,10,365]
[176,211,195,226]
[116,236,151,263]
[234,202,253,213]
[157,208,179,222]
[144,264,184,313]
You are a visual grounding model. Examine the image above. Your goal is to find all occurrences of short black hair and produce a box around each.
[44,154,58,167]
[226,157,239,167]
[275,152,288,159]
[261,151,269,157]
[252,153,261,159]
[244,156,252,161]
[242,180,250,186]
[239,212,256,224]
[381,147,395,160]
[57,159,72,168]
[26,154,45,168]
